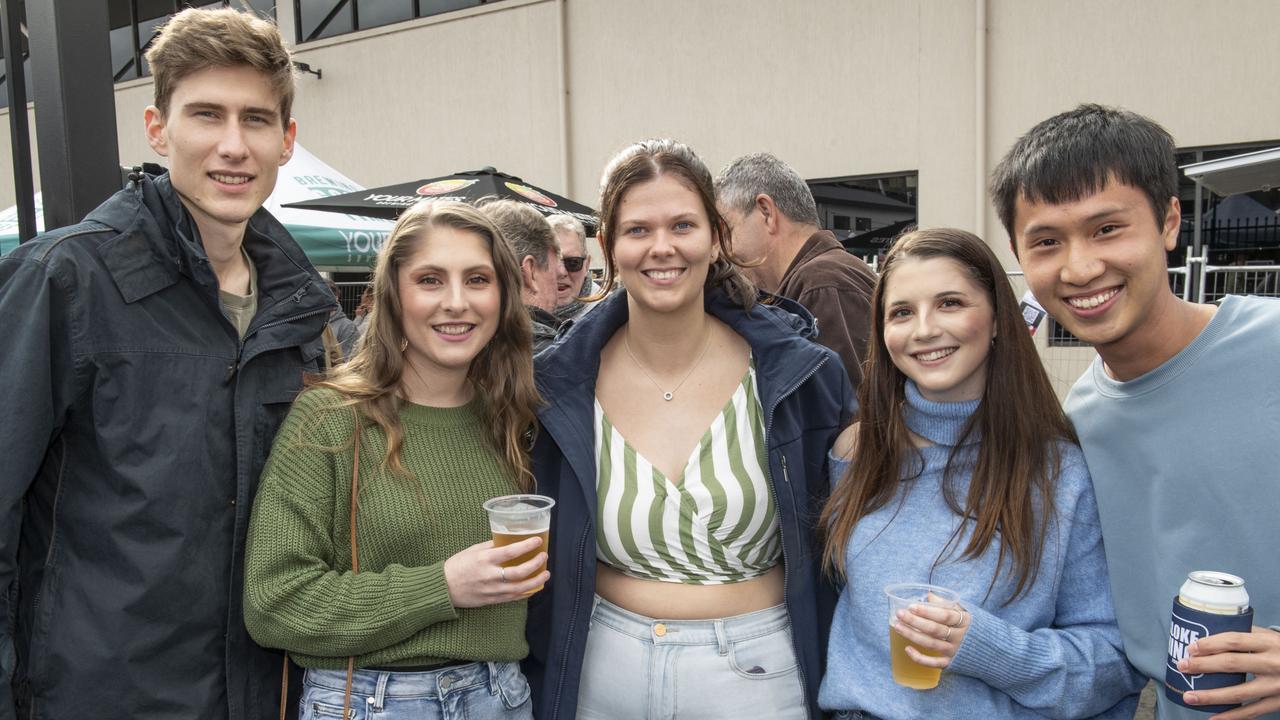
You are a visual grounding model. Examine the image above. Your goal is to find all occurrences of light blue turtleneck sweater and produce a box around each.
[819,381,1145,719]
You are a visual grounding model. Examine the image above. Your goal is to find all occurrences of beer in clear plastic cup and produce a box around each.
[884,583,962,690]
[483,494,554,595]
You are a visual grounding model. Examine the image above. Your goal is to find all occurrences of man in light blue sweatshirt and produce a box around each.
[992,104,1280,719]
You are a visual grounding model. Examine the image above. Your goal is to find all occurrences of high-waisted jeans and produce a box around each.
[575,594,807,720]
[298,661,533,720]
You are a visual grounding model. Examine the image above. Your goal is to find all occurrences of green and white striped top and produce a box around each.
[594,363,780,585]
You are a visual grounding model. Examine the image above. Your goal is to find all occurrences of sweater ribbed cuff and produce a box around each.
[948,603,1051,690]
[397,561,458,628]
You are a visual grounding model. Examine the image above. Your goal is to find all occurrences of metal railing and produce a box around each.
[333,280,370,318]
[1199,264,1280,304]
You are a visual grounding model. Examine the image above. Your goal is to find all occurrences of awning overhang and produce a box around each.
[1181,146,1280,196]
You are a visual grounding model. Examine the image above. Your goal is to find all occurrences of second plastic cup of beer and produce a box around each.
[884,582,962,690]
[483,494,554,596]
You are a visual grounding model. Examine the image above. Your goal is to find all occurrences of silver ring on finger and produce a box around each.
[944,626,953,641]
[499,566,508,582]
[949,609,965,628]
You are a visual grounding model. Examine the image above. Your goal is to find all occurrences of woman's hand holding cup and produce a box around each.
[893,592,970,669]
[443,538,549,608]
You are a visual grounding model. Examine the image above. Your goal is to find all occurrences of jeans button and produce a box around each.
[653,623,667,637]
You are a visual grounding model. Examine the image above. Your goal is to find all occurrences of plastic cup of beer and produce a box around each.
[483,494,554,595]
[884,583,962,690]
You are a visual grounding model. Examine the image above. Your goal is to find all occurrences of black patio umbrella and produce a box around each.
[283,166,598,233]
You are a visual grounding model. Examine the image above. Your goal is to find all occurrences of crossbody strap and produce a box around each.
[341,412,362,719]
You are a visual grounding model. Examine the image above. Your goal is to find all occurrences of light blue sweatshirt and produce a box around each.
[1065,295,1280,720]
[820,382,1145,719]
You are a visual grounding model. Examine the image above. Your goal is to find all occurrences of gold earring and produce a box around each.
[401,338,408,352]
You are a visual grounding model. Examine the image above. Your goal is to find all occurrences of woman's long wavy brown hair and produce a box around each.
[591,138,757,309]
[820,228,1077,604]
[306,200,540,489]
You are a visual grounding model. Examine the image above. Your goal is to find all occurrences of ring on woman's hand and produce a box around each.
[499,566,508,582]
[948,610,965,628]
[944,626,953,641]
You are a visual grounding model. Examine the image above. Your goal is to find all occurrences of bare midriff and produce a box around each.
[595,562,784,620]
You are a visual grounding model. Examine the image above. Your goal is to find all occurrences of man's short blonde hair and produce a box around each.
[145,6,296,127]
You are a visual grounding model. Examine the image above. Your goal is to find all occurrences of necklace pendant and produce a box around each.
[663,392,674,401]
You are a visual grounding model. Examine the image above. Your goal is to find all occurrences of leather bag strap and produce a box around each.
[341,411,362,720]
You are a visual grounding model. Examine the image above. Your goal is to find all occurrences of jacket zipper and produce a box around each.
[552,522,591,719]
[226,308,330,382]
[762,355,828,720]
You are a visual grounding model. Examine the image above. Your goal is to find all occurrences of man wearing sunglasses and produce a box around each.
[550,214,602,323]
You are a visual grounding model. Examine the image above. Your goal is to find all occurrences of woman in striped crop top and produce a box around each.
[523,140,854,720]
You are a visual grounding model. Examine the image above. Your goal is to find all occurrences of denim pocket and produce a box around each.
[304,701,360,720]
[727,628,800,680]
[495,662,532,710]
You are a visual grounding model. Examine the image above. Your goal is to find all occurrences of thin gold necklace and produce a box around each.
[623,328,714,401]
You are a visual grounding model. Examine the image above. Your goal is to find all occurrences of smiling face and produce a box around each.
[611,174,720,315]
[1013,179,1179,352]
[397,225,502,382]
[144,64,296,240]
[882,256,996,403]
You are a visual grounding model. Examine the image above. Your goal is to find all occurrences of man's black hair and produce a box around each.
[990,104,1179,245]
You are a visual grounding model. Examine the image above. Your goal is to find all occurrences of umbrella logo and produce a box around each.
[505,182,559,208]
[417,179,479,196]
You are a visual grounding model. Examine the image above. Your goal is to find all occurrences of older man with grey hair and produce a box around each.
[716,152,876,387]
[479,199,567,353]
[548,214,601,322]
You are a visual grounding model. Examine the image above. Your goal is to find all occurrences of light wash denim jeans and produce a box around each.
[298,661,532,720]
[575,595,807,720]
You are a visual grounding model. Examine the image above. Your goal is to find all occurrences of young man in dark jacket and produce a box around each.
[0,8,333,719]
[716,153,878,389]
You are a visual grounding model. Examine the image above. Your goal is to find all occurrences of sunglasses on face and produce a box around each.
[562,256,588,272]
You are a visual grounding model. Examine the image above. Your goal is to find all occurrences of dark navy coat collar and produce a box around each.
[86,172,336,325]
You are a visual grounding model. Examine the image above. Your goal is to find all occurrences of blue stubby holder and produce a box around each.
[1165,596,1254,712]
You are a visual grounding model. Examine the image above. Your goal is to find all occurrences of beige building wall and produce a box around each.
[4,0,1278,394]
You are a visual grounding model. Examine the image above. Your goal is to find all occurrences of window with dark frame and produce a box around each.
[293,0,505,44]
[103,1,278,86]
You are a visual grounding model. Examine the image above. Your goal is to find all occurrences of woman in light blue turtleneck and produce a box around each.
[818,229,1146,719]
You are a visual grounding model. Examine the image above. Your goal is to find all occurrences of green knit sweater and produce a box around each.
[243,387,527,669]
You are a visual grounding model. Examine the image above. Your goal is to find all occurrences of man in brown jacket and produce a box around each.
[716,153,877,387]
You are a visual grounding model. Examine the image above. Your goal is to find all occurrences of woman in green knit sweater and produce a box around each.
[244,201,547,720]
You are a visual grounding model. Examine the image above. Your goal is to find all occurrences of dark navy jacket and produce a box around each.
[0,173,335,720]
[524,288,856,720]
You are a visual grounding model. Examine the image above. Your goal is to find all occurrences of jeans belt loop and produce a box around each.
[372,671,390,710]
[488,661,503,696]
[714,619,729,656]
